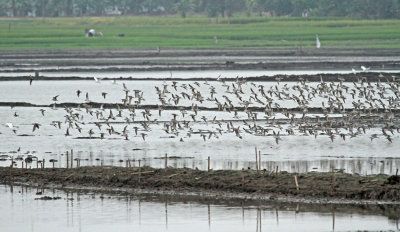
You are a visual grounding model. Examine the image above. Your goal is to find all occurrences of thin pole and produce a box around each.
[70,149,73,168]
[294,175,299,191]
[241,168,245,188]
[9,158,13,179]
[255,147,258,173]
[138,160,141,183]
[66,151,69,169]
[164,153,168,169]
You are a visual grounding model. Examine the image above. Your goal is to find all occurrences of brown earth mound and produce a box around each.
[1,166,399,203]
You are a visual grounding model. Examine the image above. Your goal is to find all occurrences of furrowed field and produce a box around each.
[0,17,399,49]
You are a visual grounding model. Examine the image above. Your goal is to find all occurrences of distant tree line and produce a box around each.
[0,0,399,19]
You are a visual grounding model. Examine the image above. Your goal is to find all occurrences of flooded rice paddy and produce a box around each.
[1,68,400,231]
[1,72,400,174]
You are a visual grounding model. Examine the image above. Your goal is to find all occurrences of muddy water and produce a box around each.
[0,185,398,232]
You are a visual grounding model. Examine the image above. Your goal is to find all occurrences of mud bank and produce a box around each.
[1,167,399,204]
[1,48,399,71]
[0,72,399,82]
[2,47,400,59]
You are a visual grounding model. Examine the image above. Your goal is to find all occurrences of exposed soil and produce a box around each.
[1,48,399,71]
[1,166,400,204]
[1,72,399,82]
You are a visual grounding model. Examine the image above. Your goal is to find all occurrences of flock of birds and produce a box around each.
[3,72,400,147]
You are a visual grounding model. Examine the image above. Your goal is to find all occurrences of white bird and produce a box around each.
[94,77,101,83]
[351,68,357,74]
[361,66,370,72]
[5,123,14,129]
[316,34,321,48]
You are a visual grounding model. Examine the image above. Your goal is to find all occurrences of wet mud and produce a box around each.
[1,48,399,73]
[1,166,400,204]
[0,72,399,82]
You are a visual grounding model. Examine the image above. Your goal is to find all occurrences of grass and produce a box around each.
[1,16,400,50]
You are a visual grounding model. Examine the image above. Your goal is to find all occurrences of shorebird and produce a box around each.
[32,123,41,132]
[141,133,147,141]
[361,66,370,72]
[76,90,81,97]
[39,109,46,116]
[65,128,70,136]
[85,92,90,102]
[5,123,14,129]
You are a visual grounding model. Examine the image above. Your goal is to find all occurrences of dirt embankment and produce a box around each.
[1,72,399,82]
[1,167,399,203]
[1,47,399,71]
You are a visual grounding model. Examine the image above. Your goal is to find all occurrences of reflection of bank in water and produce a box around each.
[0,184,398,231]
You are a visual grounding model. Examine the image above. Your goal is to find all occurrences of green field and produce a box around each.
[1,17,399,50]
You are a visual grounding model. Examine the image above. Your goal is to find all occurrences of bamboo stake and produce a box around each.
[258,150,261,171]
[208,156,210,172]
[42,159,45,169]
[138,160,141,183]
[66,151,69,169]
[275,166,278,175]
[255,147,258,173]
[131,171,154,175]
[164,153,168,169]
[241,168,245,188]
[36,159,38,169]
[168,173,179,178]
[21,161,24,169]
[70,149,73,168]
[128,159,132,168]
[9,158,13,179]
[331,167,336,188]
[294,175,299,191]
[396,168,398,176]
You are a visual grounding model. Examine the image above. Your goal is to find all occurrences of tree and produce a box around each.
[66,0,73,16]
[175,0,194,18]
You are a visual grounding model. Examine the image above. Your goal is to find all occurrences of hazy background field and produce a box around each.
[1,17,400,49]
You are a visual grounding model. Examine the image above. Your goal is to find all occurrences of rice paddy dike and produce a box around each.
[1,166,400,204]
[1,47,400,72]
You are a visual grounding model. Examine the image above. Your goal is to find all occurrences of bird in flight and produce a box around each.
[32,123,41,132]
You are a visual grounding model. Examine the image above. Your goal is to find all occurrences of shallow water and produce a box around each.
[0,78,399,174]
[0,185,399,232]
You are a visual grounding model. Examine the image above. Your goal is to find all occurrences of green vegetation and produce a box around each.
[1,17,400,50]
[1,0,400,19]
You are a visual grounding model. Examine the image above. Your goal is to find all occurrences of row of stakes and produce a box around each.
[7,148,300,190]
[11,148,265,170]
[6,147,366,192]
